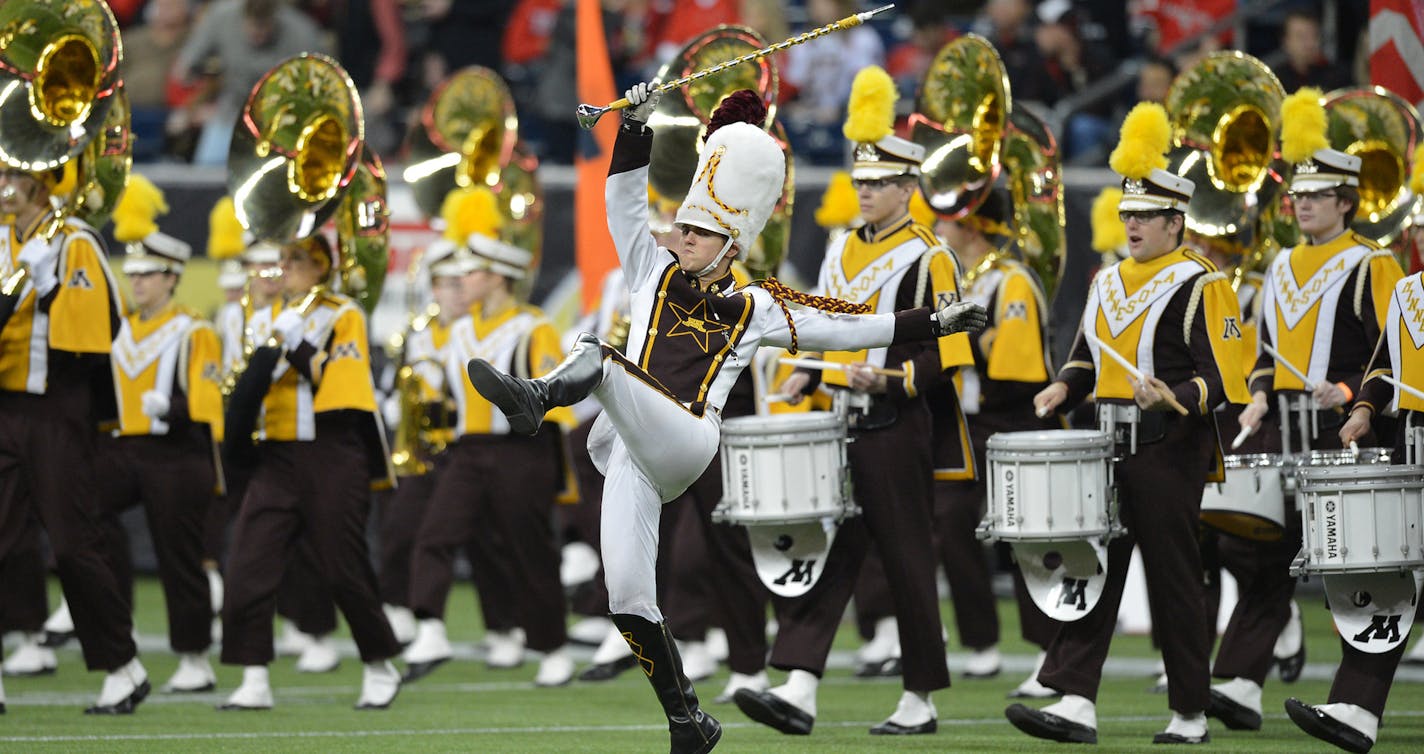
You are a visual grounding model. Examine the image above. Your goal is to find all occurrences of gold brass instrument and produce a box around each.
[647,25,792,278]
[68,81,132,229]
[335,146,390,314]
[1323,86,1423,246]
[1002,106,1065,299]
[499,143,543,293]
[390,303,448,477]
[0,0,123,171]
[401,66,518,219]
[910,33,1009,219]
[226,53,363,244]
[575,4,893,129]
[1164,51,1284,246]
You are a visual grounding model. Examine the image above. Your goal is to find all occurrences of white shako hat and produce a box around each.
[1119,168,1195,213]
[425,238,478,278]
[673,121,786,247]
[1290,148,1362,192]
[466,233,533,280]
[122,232,192,275]
[240,234,281,265]
[218,259,246,290]
[852,136,925,180]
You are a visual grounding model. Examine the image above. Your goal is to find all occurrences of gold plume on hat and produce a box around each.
[1091,187,1126,252]
[842,66,897,144]
[208,196,245,260]
[814,171,860,228]
[440,185,502,242]
[909,188,937,228]
[1109,103,1170,180]
[112,173,167,244]
[1280,88,1328,165]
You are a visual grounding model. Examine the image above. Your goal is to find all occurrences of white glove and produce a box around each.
[622,82,662,127]
[933,300,989,337]
[381,393,402,428]
[16,236,60,296]
[141,390,171,420]
[272,309,307,349]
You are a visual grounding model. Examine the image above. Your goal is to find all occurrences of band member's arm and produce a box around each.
[604,126,664,289]
[1353,332,1391,418]
[1055,328,1096,408]
[885,250,974,399]
[766,300,937,355]
[186,323,226,442]
[306,308,379,415]
[1247,326,1274,397]
[1172,273,1251,414]
[47,233,123,352]
[1339,254,1406,399]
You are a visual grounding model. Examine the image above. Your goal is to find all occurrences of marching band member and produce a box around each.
[218,234,401,710]
[0,164,150,713]
[463,81,985,753]
[1010,103,1249,745]
[1290,266,1424,753]
[98,175,223,693]
[402,188,576,687]
[934,188,1062,696]
[741,65,973,737]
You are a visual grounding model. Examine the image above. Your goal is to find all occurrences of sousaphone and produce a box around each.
[0,0,122,171]
[910,34,1008,218]
[1323,86,1423,246]
[1002,106,1065,300]
[401,66,517,218]
[226,53,363,243]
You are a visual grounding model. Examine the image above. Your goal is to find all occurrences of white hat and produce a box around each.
[674,122,786,246]
[218,259,246,290]
[1119,168,1195,213]
[466,233,533,280]
[851,135,925,180]
[425,239,479,278]
[1290,148,1362,192]
[122,232,191,275]
[241,240,281,265]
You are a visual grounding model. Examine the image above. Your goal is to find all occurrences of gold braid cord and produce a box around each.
[755,278,871,354]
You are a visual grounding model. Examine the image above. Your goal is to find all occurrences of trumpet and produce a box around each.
[575,4,896,129]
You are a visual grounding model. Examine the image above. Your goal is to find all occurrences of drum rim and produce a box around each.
[986,429,1113,450]
[721,411,844,433]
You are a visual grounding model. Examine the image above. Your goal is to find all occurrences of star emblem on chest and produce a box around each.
[665,298,730,353]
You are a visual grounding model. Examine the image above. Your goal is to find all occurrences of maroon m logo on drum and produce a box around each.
[773,559,817,587]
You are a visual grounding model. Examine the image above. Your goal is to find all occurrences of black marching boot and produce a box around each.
[611,614,722,754]
[466,332,604,435]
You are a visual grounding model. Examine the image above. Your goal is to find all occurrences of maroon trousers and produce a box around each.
[220,420,398,666]
[934,478,1000,651]
[95,432,215,653]
[0,389,136,671]
[0,519,48,634]
[378,468,435,608]
[1038,414,1214,714]
[407,433,566,651]
[769,402,950,692]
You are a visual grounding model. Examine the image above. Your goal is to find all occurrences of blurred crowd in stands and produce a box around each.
[122,0,1370,168]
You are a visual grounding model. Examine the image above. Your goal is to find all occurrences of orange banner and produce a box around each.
[575,0,620,312]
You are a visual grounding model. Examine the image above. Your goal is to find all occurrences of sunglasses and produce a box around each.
[1118,209,1175,224]
[1287,190,1340,203]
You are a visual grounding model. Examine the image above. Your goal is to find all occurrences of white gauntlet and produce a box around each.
[622,82,662,128]
[141,390,171,419]
[272,309,307,349]
[932,300,988,337]
[17,236,60,296]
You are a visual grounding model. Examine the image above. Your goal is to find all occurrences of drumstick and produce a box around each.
[1082,332,1190,416]
[1349,440,1359,458]
[1381,374,1424,403]
[763,393,793,404]
[1260,342,1345,415]
[1230,425,1252,450]
[780,358,908,379]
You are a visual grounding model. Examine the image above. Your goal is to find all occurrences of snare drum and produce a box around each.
[1200,454,1288,541]
[1297,465,1424,574]
[1301,448,1393,466]
[982,430,1115,541]
[715,412,853,525]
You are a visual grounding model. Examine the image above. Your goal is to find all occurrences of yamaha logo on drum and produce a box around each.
[1324,497,1339,560]
[1003,468,1016,524]
[737,450,753,505]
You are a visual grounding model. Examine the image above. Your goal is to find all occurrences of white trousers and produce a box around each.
[587,357,721,622]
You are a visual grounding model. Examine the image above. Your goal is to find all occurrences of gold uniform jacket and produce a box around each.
[1358,272,1424,416]
[0,213,121,397]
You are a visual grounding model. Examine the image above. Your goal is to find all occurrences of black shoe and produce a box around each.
[870,718,937,735]
[1277,644,1306,684]
[41,630,74,649]
[733,688,814,735]
[84,679,151,715]
[577,655,639,682]
[466,333,603,436]
[401,657,449,684]
[1284,698,1374,754]
[855,657,901,678]
[1207,688,1262,730]
[672,712,721,754]
[1152,731,1211,744]
[1005,703,1097,744]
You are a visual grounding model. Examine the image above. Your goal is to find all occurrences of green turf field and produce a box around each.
[4,578,1424,753]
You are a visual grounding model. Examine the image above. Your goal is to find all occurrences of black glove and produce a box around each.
[932,301,988,336]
